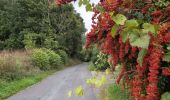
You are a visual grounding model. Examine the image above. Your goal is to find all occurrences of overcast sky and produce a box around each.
[72,0,99,33]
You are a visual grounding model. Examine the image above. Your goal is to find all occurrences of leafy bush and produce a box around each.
[93,52,109,70]
[23,32,36,49]
[31,49,50,70]
[44,36,59,50]
[79,49,91,62]
[57,50,68,64]
[45,49,62,68]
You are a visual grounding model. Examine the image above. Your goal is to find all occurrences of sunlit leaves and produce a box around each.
[167,44,170,50]
[122,28,130,43]
[112,14,127,25]
[101,75,107,84]
[137,49,147,66]
[67,86,84,97]
[111,24,118,38]
[143,23,160,35]
[130,34,150,49]
[75,86,84,97]
[161,92,170,100]
[86,3,92,11]
[78,0,92,11]
[67,90,72,97]
[78,0,83,7]
[96,5,105,13]
[125,19,139,28]
[163,53,170,62]
[105,68,111,75]
[86,75,107,88]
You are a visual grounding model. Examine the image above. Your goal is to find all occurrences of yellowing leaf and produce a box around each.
[67,90,72,97]
[105,68,111,75]
[75,86,84,97]
[112,14,127,25]
[101,75,107,84]
[95,80,102,88]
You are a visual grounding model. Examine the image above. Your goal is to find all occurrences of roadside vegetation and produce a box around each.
[0,0,85,99]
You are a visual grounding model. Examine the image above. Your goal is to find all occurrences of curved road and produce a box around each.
[8,63,96,100]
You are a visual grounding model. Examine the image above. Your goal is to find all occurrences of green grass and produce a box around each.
[0,70,55,100]
[108,84,131,100]
[0,58,82,100]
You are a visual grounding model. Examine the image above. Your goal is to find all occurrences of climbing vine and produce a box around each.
[56,0,170,99]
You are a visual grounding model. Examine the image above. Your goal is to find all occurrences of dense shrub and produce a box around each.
[45,49,62,68]
[31,49,50,70]
[57,50,68,64]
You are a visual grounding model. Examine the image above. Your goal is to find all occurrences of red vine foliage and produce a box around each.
[56,0,170,99]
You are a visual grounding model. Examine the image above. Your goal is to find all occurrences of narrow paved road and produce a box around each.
[8,63,96,100]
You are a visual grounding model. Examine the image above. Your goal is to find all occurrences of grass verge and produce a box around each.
[0,70,55,100]
[0,58,82,100]
[107,84,131,100]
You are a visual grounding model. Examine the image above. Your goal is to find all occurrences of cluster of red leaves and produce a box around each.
[56,0,170,99]
[146,38,163,100]
[85,1,170,100]
[162,68,170,76]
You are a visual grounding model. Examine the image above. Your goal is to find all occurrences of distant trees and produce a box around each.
[0,0,85,57]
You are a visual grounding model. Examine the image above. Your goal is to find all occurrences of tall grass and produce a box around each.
[0,50,38,81]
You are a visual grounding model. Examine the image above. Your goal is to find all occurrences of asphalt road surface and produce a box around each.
[8,63,96,100]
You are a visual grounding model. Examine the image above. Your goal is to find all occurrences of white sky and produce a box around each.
[72,0,99,33]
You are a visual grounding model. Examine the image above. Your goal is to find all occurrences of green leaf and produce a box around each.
[143,23,157,34]
[105,68,111,75]
[96,5,105,13]
[112,14,127,25]
[163,53,170,62]
[101,75,107,84]
[83,0,89,5]
[161,92,170,100]
[75,86,84,97]
[122,28,130,43]
[109,12,114,17]
[86,3,92,11]
[78,0,83,7]
[111,25,118,38]
[125,19,139,28]
[67,90,72,97]
[167,44,170,50]
[137,49,147,66]
[130,34,150,49]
